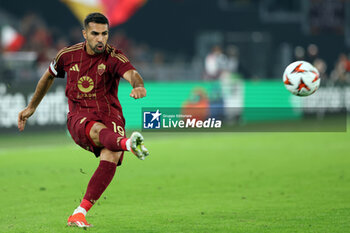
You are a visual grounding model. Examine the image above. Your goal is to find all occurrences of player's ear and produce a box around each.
[82,29,87,40]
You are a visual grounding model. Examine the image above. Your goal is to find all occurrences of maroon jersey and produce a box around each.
[48,42,135,117]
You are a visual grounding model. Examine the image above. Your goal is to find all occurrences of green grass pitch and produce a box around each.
[0,130,349,233]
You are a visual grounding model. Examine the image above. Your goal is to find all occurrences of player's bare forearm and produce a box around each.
[18,69,55,131]
[123,69,144,88]
[123,70,147,99]
[28,69,55,109]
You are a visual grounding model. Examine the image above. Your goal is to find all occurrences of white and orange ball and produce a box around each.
[283,61,320,96]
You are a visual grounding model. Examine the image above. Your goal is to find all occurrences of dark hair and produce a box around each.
[84,13,109,28]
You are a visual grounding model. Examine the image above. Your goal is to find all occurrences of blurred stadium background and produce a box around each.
[1,1,350,232]
[0,0,349,132]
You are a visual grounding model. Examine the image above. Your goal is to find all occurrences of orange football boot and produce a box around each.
[67,213,92,228]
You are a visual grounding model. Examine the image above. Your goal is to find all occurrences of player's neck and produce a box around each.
[85,44,96,55]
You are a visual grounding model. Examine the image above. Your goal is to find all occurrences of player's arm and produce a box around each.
[18,69,55,131]
[122,69,147,99]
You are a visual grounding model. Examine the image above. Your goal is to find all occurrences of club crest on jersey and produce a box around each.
[77,76,94,93]
[98,63,106,76]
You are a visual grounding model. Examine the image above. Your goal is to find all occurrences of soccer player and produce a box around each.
[17,13,149,228]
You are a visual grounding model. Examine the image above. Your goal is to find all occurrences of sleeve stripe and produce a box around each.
[49,61,58,76]
[116,54,128,63]
[119,54,129,62]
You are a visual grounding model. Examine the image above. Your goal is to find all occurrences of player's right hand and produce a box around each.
[130,87,147,99]
[18,107,35,131]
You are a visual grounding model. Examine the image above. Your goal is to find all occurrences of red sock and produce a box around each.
[83,160,117,207]
[99,128,128,151]
[80,199,93,212]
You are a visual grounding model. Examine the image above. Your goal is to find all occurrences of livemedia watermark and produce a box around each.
[141,107,347,132]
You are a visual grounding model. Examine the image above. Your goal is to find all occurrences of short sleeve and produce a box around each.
[48,49,66,78]
[110,50,135,77]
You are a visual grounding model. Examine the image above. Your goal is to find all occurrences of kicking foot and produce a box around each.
[129,132,149,160]
[67,213,92,228]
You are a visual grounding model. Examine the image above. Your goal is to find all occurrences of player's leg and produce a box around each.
[88,121,127,150]
[82,149,122,205]
[88,121,149,160]
[68,149,121,228]
[66,115,148,228]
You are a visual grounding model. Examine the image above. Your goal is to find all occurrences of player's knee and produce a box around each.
[90,122,106,135]
[89,122,107,146]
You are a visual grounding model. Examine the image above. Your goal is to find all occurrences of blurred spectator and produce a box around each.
[330,53,350,86]
[225,44,250,79]
[294,46,305,61]
[313,58,328,86]
[182,88,210,121]
[204,45,226,80]
[306,44,319,64]
[225,45,239,73]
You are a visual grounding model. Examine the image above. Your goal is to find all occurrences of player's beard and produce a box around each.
[90,42,105,54]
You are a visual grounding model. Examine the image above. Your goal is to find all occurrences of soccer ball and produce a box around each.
[283,61,320,96]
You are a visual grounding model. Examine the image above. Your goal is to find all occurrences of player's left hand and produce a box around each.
[130,87,146,99]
